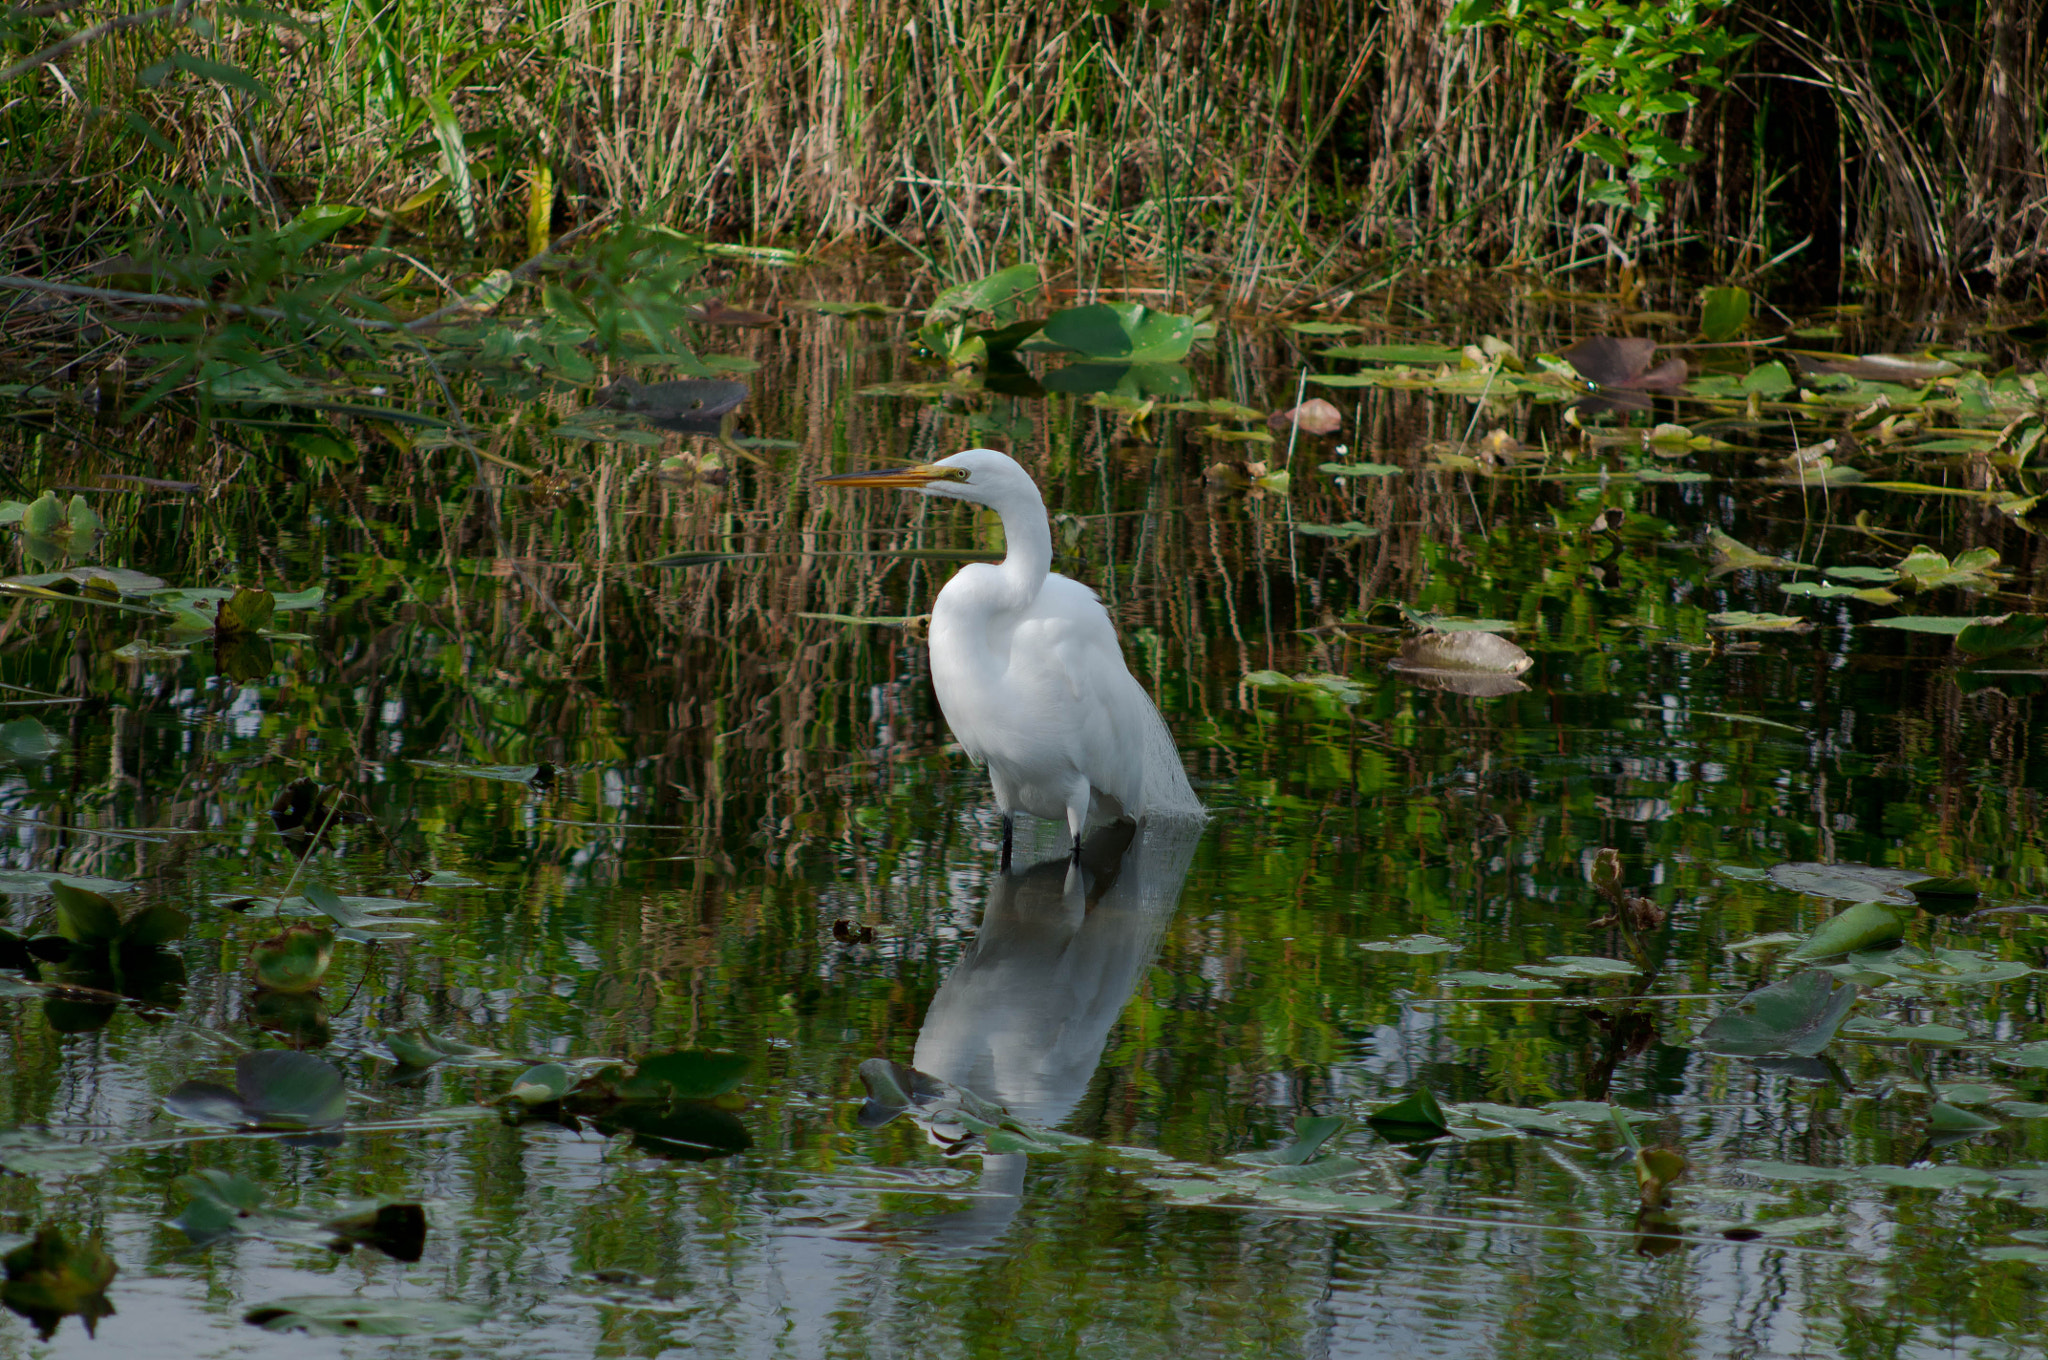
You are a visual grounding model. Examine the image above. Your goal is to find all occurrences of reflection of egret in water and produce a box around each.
[901,817,1204,1249]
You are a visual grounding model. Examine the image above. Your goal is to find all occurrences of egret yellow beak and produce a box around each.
[814,463,970,489]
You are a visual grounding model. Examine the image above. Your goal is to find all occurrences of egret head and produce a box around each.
[815,448,1039,511]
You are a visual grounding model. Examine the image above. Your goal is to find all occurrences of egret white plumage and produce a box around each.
[817,448,1202,865]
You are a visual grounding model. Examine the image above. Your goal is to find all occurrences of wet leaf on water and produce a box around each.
[1,1223,116,1341]
[1698,970,1859,1056]
[244,1295,486,1337]
[1366,1087,1450,1139]
[1249,1115,1347,1167]
[1254,1187,1402,1214]
[1894,545,2000,591]
[1767,862,1925,904]
[1256,1155,1367,1185]
[1984,1246,2048,1264]
[1294,521,1379,540]
[1781,581,1901,604]
[251,924,334,993]
[0,718,63,760]
[1441,970,1562,991]
[619,1050,749,1101]
[1390,631,1533,675]
[1319,460,1401,477]
[1819,946,2031,988]
[1786,900,1912,959]
[1516,955,1640,979]
[1036,303,1197,364]
[0,1130,107,1178]
[407,760,550,782]
[1907,877,1981,907]
[1724,932,1804,953]
[1868,615,1983,635]
[1857,1165,1997,1190]
[1929,1102,2001,1134]
[164,1052,347,1129]
[1141,1177,1235,1205]
[1794,352,1963,383]
[1636,1146,1688,1207]
[1359,934,1460,954]
[1734,1160,1854,1183]
[1708,611,1810,632]
[213,586,275,637]
[1561,336,1656,388]
[1455,1103,1577,1135]
[382,1031,512,1070]
[1956,615,2048,656]
[505,1062,573,1106]
[1741,361,1796,397]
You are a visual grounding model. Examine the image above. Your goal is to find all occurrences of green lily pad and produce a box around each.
[163,1052,348,1129]
[1698,970,1859,1056]
[1359,934,1460,955]
[1787,900,1912,960]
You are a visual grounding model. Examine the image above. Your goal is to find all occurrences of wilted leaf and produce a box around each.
[1390,631,1532,675]
[1268,398,1342,435]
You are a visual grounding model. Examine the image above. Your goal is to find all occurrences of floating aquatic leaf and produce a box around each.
[1037,303,1197,364]
[1868,615,1983,635]
[1781,581,1900,604]
[1957,615,2048,656]
[1767,862,1924,904]
[164,1052,348,1129]
[1698,970,1859,1056]
[1741,361,1796,397]
[1319,461,1400,477]
[1786,901,1912,959]
[1455,1102,1578,1135]
[382,1031,513,1070]
[1819,945,2030,988]
[1708,611,1810,632]
[1636,1146,1688,1207]
[619,1050,749,1101]
[1440,970,1560,991]
[244,1296,486,1337]
[505,1063,573,1106]
[1894,545,1999,591]
[1516,955,1639,979]
[251,923,333,993]
[1391,631,1532,675]
[1366,1087,1450,1138]
[1359,934,1460,955]
[1294,521,1379,540]
[1795,352,1962,383]
[1929,1103,2001,1134]
[1857,1165,1996,1190]
[48,880,185,953]
[0,1131,107,1178]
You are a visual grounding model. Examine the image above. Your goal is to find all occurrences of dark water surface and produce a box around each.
[4,285,2048,1358]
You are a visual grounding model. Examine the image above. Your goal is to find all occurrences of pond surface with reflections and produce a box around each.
[3,283,2048,1359]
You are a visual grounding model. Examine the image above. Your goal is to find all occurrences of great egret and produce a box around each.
[817,448,1202,864]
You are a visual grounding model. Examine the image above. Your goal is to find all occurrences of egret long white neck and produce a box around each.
[987,484,1053,613]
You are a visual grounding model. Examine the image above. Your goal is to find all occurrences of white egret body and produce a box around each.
[818,449,1201,860]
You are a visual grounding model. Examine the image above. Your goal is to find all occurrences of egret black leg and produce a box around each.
[1000,814,1014,871]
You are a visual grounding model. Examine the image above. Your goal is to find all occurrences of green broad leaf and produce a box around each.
[1294,521,1379,539]
[1708,611,1810,632]
[1906,877,1980,908]
[1781,581,1900,604]
[1441,970,1561,991]
[1984,1246,2048,1264]
[1733,1160,1854,1183]
[279,204,364,255]
[1256,1155,1366,1185]
[49,880,123,944]
[798,300,896,317]
[116,903,187,950]
[1458,1102,1577,1134]
[1957,614,2048,656]
[1700,286,1750,341]
[1868,615,1982,635]
[1826,565,1902,583]
[505,1062,573,1105]
[1787,900,1912,959]
[406,760,549,783]
[1767,861,1925,904]
[214,586,275,636]
[1265,1115,1346,1166]
[1741,361,1795,397]
[1895,544,2000,589]
[0,870,132,897]
[1317,344,1464,365]
[1359,934,1460,955]
[1037,303,1197,364]
[1319,461,1401,477]
[382,1030,510,1070]
[245,1295,486,1337]
[1637,468,1713,483]
[927,262,1042,325]
[1515,955,1638,979]
[165,1052,347,1129]
[65,496,100,536]
[1928,1102,2000,1133]
[251,923,334,993]
[1698,970,1859,1056]
[1855,1165,1996,1190]
[20,491,65,536]
[0,717,63,760]
[621,1049,749,1100]
[424,93,476,243]
[1253,1187,1402,1214]
[1707,530,1805,572]
[0,1129,108,1177]
[1366,1087,1450,1137]
[299,882,369,928]
[1288,321,1367,335]
[1141,1177,1234,1205]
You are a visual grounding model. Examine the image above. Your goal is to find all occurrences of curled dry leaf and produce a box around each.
[1267,398,1342,436]
[1391,630,1533,676]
